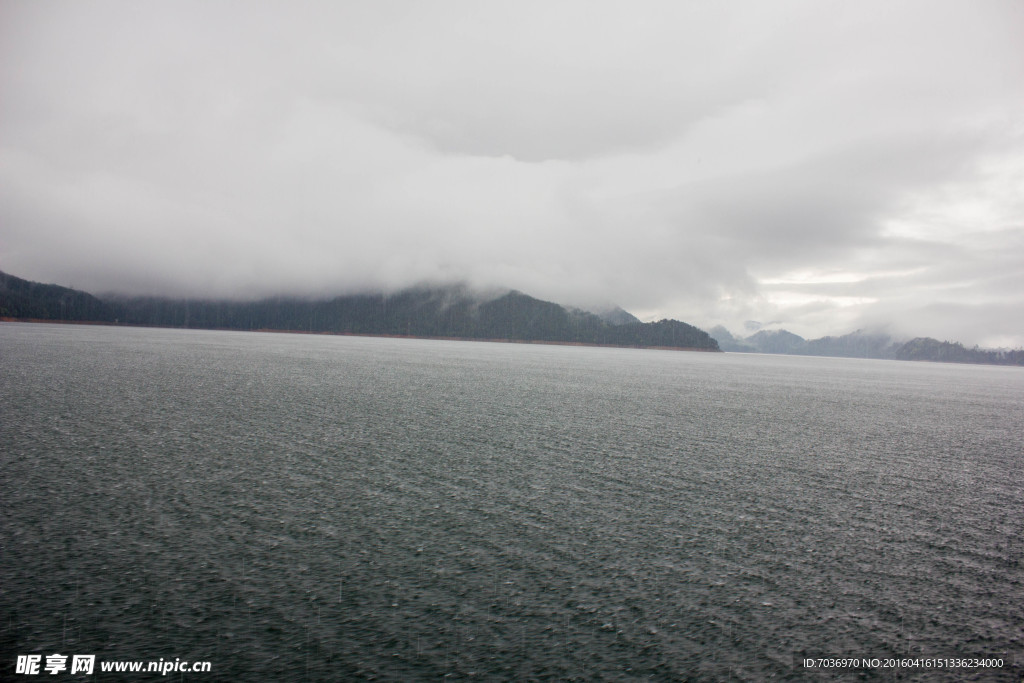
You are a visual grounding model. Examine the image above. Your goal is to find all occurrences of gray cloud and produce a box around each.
[1,0,1022,346]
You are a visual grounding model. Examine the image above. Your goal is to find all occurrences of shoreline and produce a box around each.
[0,317,721,353]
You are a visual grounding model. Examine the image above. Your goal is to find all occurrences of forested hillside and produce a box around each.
[0,271,719,351]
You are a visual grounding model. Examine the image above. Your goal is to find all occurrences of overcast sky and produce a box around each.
[2,1,1022,346]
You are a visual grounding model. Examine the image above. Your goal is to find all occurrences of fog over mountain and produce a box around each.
[2,1,1022,347]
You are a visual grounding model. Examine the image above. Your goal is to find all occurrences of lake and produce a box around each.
[2,323,1022,680]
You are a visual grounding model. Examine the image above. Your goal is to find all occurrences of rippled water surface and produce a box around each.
[2,323,1023,681]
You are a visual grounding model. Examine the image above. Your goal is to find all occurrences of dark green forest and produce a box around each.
[0,271,719,351]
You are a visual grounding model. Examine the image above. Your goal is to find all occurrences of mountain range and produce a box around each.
[0,270,717,351]
[3,270,1020,365]
[708,326,1024,366]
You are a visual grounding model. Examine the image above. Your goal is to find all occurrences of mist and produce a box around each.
[2,1,1022,346]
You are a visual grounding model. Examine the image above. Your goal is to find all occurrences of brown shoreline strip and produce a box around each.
[0,317,720,352]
